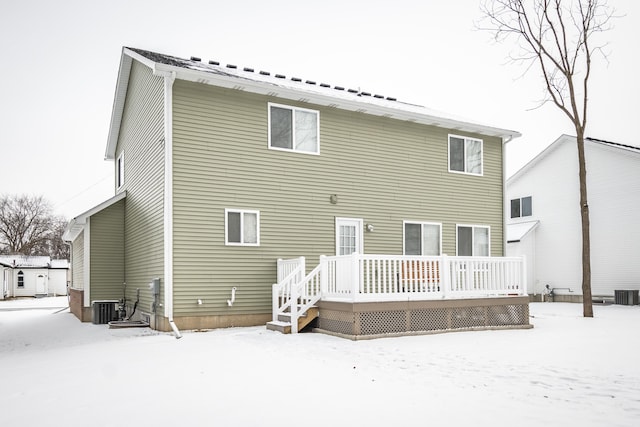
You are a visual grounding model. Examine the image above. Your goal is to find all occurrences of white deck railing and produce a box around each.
[274,254,526,332]
[320,253,527,302]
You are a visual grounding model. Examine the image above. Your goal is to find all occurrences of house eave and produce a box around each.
[63,191,127,242]
[155,61,520,140]
[105,48,520,161]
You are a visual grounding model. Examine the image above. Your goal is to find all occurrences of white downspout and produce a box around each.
[158,69,181,339]
[502,134,515,257]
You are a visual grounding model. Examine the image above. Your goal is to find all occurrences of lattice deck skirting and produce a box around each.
[315,296,531,340]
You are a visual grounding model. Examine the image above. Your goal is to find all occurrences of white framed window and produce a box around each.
[17,271,24,288]
[268,103,319,154]
[456,225,490,256]
[116,152,125,189]
[403,221,442,256]
[225,209,260,246]
[449,134,483,175]
[510,196,532,218]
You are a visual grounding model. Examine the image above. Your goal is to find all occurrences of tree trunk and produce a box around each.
[576,131,593,317]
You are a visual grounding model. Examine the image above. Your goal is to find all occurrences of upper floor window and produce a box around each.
[268,103,319,154]
[404,221,442,256]
[449,135,483,175]
[116,152,125,189]
[457,225,490,256]
[17,270,24,288]
[225,209,260,246]
[510,196,532,218]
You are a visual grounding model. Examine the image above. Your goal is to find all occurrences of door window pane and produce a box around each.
[474,227,489,256]
[423,224,440,256]
[404,223,422,255]
[457,226,473,256]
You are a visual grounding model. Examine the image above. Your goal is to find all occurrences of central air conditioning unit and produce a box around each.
[92,300,119,324]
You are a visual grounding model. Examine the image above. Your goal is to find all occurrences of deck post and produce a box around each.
[352,252,360,303]
[441,254,449,299]
[290,279,298,334]
[319,255,327,296]
[521,255,527,295]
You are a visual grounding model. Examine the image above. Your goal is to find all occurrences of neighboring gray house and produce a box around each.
[506,135,640,303]
[0,255,69,299]
[64,47,530,337]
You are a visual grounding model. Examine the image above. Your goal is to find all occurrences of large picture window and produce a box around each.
[404,222,442,256]
[449,135,483,175]
[456,225,490,256]
[269,103,319,154]
[225,209,260,246]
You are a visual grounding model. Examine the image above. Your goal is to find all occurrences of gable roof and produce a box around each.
[0,255,51,269]
[62,191,127,242]
[105,47,521,159]
[508,134,640,185]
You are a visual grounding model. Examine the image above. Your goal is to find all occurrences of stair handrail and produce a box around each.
[290,263,323,333]
[272,264,304,322]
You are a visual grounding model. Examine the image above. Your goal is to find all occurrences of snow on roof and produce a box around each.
[106,47,521,159]
[506,220,539,243]
[0,255,52,268]
[49,259,70,269]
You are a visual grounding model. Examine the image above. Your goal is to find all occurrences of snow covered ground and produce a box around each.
[1,297,639,427]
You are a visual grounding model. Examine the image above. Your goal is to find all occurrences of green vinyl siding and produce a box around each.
[89,199,125,301]
[115,61,165,313]
[71,230,84,289]
[171,80,504,316]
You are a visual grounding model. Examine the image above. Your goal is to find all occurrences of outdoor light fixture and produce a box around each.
[366,223,374,232]
[330,194,338,204]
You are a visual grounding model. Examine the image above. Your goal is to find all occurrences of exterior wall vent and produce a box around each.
[92,300,119,324]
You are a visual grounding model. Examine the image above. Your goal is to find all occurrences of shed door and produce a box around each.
[36,274,46,295]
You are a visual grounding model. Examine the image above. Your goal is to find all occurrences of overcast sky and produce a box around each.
[1,0,638,219]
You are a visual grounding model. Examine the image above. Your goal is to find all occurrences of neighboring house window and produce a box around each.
[449,135,483,175]
[17,271,24,288]
[116,152,125,189]
[268,103,319,154]
[457,225,490,256]
[403,221,442,256]
[225,209,260,246]
[510,196,532,218]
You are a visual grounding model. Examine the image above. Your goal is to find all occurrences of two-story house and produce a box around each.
[506,135,640,303]
[64,47,529,337]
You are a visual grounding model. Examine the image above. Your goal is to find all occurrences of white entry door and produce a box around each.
[335,217,363,255]
[335,218,363,294]
[36,274,46,295]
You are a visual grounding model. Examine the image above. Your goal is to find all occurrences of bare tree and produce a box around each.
[0,194,64,257]
[479,0,615,317]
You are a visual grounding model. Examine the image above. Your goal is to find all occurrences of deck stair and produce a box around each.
[266,306,319,334]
